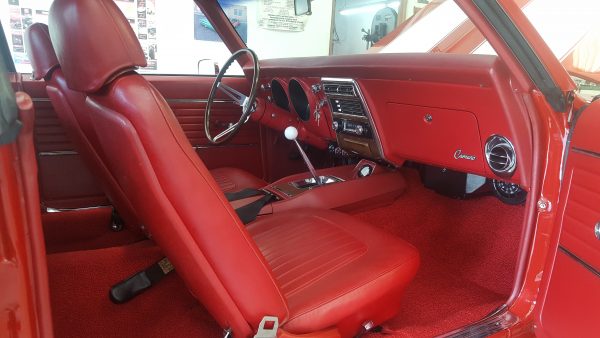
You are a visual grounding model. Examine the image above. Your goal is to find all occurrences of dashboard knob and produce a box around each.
[332,121,339,131]
[355,125,364,135]
[358,165,372,177]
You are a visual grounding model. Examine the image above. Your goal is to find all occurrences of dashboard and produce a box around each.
[253,53,533,189]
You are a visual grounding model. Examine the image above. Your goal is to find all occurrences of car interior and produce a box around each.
[2,0,539,337]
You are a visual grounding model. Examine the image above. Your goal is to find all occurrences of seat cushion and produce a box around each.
[247,208,419,336]
[209,167,267,193]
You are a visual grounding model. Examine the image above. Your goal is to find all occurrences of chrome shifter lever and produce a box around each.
[284,126,322,185]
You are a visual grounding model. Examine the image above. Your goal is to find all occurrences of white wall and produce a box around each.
[1,0,333,75]
[246,0,333,60]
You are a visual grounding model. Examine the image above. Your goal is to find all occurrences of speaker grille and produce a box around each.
[485,135,517,177]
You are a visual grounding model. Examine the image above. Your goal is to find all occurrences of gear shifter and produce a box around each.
[284,126,322,185]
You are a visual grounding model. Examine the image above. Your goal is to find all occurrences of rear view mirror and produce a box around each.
[294,0,311,16]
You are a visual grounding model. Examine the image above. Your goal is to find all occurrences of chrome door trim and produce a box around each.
[38,150,78,156]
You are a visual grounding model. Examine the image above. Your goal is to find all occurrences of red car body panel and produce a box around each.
[0,93,54,338]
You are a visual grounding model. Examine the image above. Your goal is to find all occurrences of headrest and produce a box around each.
[49,0,146,93]
[24,23,59,81]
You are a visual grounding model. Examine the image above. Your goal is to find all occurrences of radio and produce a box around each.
[332,118,372,137]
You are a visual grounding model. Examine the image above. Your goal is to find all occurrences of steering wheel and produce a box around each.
[204,48,260,144]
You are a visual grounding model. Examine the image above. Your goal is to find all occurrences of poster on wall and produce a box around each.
[3,0,158,72]
[114,0,157,70]
[257,0,307,32]
[5,0,51,69]
[194,1,247,42]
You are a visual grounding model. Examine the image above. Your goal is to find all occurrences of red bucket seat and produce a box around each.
[24,23,266,229]
[47,0,420,336]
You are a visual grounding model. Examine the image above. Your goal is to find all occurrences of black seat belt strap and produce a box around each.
[109,257,174,304]
[225,188,265,201]
[235,192,274,224]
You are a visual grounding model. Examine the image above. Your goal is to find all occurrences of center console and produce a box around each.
[259,160,406,215]
[322,77,384,160]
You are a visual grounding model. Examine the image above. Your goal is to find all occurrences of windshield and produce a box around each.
[2,0,600,100]
[220,0,600,100]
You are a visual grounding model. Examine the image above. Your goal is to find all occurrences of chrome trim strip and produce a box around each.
[32,98,237,104]
[165,99,237,104]
[32,98,51,103]
[559,246,600,278]
[320,77,386,161]
[439,309,517,338]
[39,144,257,155]
[572,147,600,159]
[38,150,78,156]
[45,205,111,213]
[331,112,369,121]
[192,143,257,150]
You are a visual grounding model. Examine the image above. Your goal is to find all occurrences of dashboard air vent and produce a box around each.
[485,135,517,177]
[323,83,356,97]
[329,98,365,116]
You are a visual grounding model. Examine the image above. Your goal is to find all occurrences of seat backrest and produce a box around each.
[48,0,288,335]
[24,23,140,229]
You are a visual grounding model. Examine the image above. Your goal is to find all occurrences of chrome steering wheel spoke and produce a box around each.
[217,82,249,109]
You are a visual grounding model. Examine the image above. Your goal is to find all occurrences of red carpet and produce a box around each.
[46,168,524,337]
[47,241,222,338]
[355,168,525,337]
[43,207,145,254]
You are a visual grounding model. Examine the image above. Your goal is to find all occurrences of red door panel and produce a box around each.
[18,74,264,208]
[155,75,264,179]
[22,79,107,209]
[536,100,600,337]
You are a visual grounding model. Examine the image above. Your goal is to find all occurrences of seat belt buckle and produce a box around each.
[254,316,279,338]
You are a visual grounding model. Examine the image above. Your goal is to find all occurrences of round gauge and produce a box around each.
[492,180,527,205]
[288,79,310,121]
[270,79,289,111]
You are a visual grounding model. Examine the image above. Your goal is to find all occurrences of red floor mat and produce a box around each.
[47,241,221,338]
[356,168,525,337]
[43,207,146,254]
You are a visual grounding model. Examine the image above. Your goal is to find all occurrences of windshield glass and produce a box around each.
[218,0,600,100]
[2,0,600,100]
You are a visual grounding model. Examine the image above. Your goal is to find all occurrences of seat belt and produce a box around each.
[109,257,174,304]
[254,316,279,338]
[109,191,273,304]
[235,192,274,224]
[225,188,265,201]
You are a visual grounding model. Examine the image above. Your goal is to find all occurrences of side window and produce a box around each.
[0,0,238,76]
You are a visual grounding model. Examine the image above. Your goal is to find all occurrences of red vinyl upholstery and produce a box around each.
[248,210,419,335]
[24,23,266,228]
[48,0,420,336]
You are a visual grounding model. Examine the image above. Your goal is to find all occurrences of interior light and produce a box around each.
[339,1,400,16]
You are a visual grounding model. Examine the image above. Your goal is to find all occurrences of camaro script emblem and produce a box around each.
[454,150,476,161]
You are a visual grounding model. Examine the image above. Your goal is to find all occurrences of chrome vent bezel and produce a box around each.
[485,135,517,178]
[323,83,356,97]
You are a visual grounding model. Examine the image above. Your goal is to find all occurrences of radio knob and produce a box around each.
[355,125,364,135]
[332,121,339,131]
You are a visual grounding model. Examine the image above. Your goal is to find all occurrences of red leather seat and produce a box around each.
[24,23,266,229]
[47,0,420,336]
